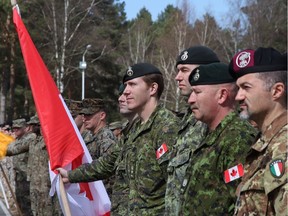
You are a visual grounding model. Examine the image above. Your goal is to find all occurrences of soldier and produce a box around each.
[59,63,179,215]
[166,46,220,215]
[179,63,257,215]
[65,99,92,144]
[229,47,287,215]
[108,121,123,140]
[58,83,138,215]
[80,98,117,160]
[6,118,36,216]
[26,115,62,216]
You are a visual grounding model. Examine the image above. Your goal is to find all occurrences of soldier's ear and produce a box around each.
[99,111,106,121]
[271,82,285,101]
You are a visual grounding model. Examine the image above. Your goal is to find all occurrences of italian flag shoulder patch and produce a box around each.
[269,159,284,178]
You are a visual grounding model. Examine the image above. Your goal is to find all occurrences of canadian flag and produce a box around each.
[224,164,244,183]
[156,143,168,159]
[13,5,110,215]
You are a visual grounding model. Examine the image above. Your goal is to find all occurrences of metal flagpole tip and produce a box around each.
[11,0,17,6]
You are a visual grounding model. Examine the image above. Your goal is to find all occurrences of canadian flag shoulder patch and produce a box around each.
[224,163,244,183]
[156,143,168,159]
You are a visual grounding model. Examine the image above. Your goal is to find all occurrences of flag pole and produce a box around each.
[0,163,23,216]
[11,0,17,6]
[59,175,72,216]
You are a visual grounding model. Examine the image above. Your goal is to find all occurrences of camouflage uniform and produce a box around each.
[86,126,116,160]
[81,129,93,144]
[68,118,138,216]
[179,111,258,215]
[69,105,178,215]
[86,126,117,195]
[28,135,62,216]
[118,105,178,215]
[234,111,287,215]
[165,108,208,215]
[7,131,36,216]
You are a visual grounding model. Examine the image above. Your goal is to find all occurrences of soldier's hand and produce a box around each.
[57,167,70,183]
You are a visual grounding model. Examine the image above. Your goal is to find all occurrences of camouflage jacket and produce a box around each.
[86,126,117,160]
[119,105,178,215]
[234,111,287,216]
[69,118,139,216]
[81,129,93,145]
[180,111,258,215]
[7,132,37,177]
[165,109,208,215]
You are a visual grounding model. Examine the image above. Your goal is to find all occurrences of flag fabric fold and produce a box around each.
[12,5,111,216]
[0,132,15,158]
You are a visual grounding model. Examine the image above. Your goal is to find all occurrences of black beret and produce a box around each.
[176,46,220,67]
[118,83,126,95]
[229,47,287,79]
[122,63,162,83]
[189,63,235,86]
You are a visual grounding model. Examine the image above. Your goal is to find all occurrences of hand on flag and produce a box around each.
[57,168,70,183]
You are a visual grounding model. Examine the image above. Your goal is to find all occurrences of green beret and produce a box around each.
[80,98,105,115]
[27,115,40,125]
[229,47,287,79]
[189,63,235,86]
[122,63,162,83]
[12,118,26,128]
[176,46,220,67]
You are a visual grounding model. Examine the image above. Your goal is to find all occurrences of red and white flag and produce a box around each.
[224,163,244,183]
[156,143,168,159]
[13,5,110,216]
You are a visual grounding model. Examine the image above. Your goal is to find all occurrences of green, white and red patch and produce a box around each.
[269,159,284,178]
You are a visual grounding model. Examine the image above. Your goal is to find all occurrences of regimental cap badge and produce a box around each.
[193,69,200,81]
[127,66,133,76]
[269,159,284,178]
[236,51,251,68]
[181,51,188,61]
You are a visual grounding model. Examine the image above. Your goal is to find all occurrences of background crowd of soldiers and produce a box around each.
[0,45,287,215]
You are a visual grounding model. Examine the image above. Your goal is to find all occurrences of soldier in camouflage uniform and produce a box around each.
[59,63,179,215]
[58,84,138,215]
[80,98,117,160]
[26,116,62,216]
[79,98,117,196]
[165,46,220,215]
[177,63,258,215]
[65,99,92,144]
[113,63,178,215]
[6,118,36,216]
[108,121,123,140]
[229,48,287,215]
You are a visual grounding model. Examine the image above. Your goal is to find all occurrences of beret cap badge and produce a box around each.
[236,51,251,68]
[193,69,200,81]
[127,66,133,76]
[181,51,188,61]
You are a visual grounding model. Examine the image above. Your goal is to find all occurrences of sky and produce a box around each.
[122,0,231,26]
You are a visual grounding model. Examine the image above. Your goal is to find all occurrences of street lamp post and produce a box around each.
[79,44,91,100]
